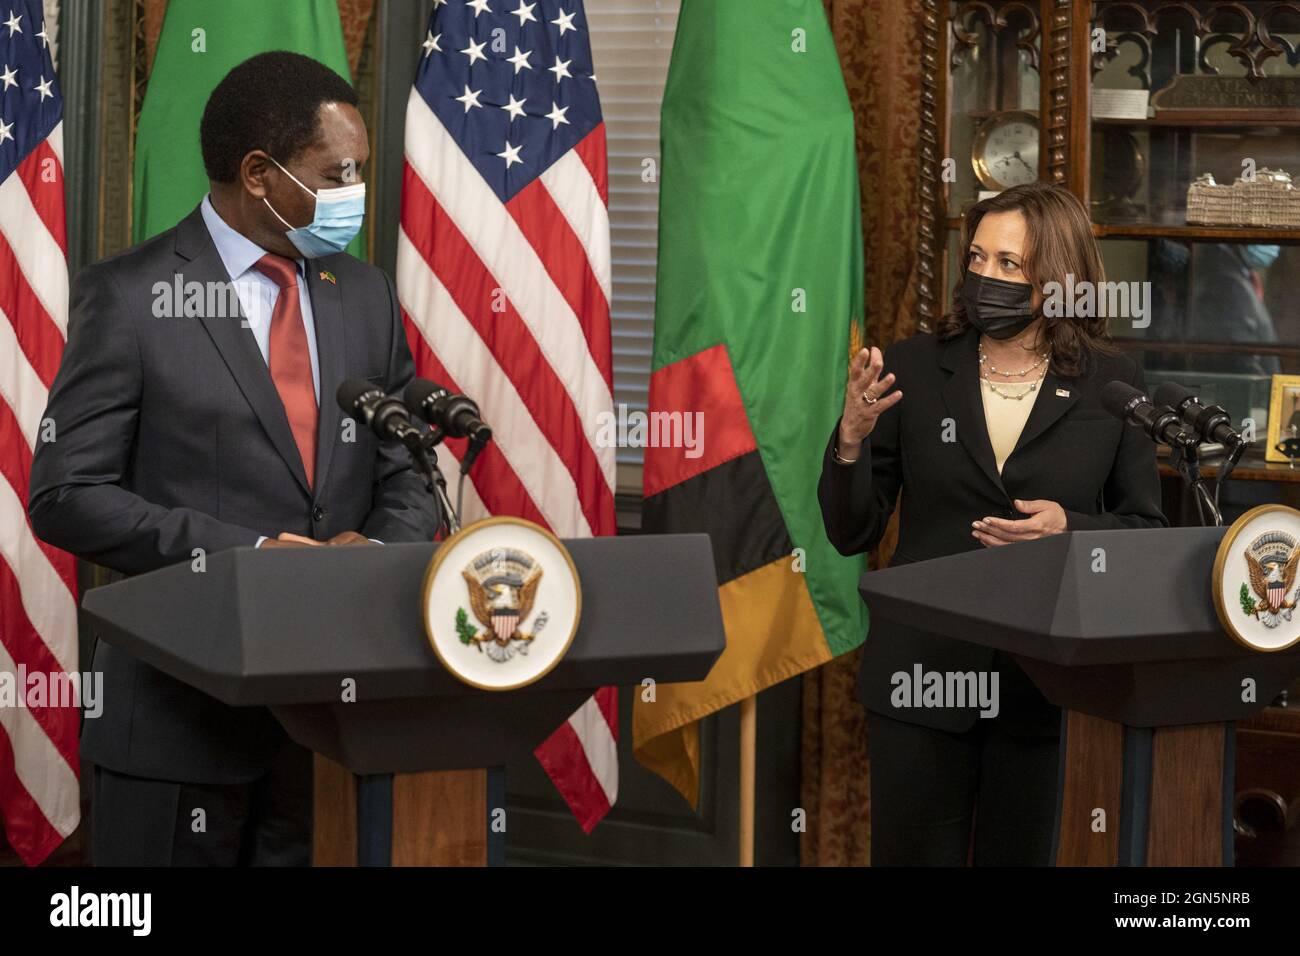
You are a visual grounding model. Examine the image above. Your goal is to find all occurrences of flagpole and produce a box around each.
[739,694,756,866]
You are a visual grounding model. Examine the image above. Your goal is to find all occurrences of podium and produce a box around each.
[81,534,725,866]
[859,527,1300,867]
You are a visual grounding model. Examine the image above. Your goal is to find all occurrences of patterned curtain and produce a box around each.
[801,0,923,867]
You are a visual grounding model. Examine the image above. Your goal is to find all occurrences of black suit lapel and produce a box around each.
[305,265,345,494]
[1009,367,1082,457]
[939,329,1007,498]
[174,206,312,497]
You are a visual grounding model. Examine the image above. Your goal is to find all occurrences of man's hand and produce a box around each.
[260,533,322,549]
[971,498,1067,548]
[324,531,371,546]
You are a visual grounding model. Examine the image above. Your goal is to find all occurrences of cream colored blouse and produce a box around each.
[980,378,1040,473]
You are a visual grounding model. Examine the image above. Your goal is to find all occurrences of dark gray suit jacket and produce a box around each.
[28,204,441,784]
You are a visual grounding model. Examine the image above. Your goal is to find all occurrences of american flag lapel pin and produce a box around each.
[1055,388,1070,398]
[319,270,337,285]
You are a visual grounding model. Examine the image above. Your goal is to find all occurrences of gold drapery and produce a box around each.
[802,0,923,867]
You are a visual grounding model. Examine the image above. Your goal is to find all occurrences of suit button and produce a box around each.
[313,506,326,521]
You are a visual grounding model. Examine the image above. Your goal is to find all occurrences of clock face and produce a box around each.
[973,113,1040,191]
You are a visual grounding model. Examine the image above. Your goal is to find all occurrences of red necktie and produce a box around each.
[254,253,318,488]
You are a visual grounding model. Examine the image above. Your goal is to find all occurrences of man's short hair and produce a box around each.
[199,50,359,184]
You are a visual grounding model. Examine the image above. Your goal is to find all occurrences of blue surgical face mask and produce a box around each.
[1240,244,1281,271]
[264,156,366,258]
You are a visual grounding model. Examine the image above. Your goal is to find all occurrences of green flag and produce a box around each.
[132,0,364,259]
[634,0,867,805]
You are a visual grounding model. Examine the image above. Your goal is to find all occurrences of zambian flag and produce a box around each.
[132,0,364,259]
[633,0,869,807]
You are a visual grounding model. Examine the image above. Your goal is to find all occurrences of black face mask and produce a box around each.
[960,270,1037,340]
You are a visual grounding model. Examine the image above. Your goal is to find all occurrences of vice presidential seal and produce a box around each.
[422,517,581,689]
[1213,504,1300,652]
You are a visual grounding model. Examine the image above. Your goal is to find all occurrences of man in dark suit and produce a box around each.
[28,52,440,865]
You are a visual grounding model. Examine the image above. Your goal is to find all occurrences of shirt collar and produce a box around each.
[200,194,304,282]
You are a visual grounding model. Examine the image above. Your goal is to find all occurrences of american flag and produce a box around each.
[0,0,79,865]
[397,0,618,831]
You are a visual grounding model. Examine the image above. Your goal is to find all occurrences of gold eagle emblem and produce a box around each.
[1242,530,1300,626]
[456,547,549,662]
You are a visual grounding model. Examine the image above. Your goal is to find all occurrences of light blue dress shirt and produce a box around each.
[200,196,379,546]
[199,195,321,404]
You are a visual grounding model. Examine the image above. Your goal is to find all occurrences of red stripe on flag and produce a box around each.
[15,144,68,255]
[642,344,758,498]
[594,685,619,742]
[0,401,77,598]
[401,315,551,529]
[0,708,65,867]
[0,558,81,771]
[0,231,65,388]
[401,165,614,534]
[533,717,612,834]
[573,124,608,206]
[506,178,612,391]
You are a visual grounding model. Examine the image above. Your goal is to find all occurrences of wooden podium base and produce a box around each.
[312,756,503,866]
[1054,710,1234,866]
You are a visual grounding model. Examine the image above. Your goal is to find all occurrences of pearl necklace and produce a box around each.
[979,344,1049,377]
[979,345,1047,400]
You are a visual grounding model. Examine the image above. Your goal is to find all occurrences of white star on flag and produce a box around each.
[511,1,537,25]
[455,84,484,112]
[545,101,570,129]
[461,37,488,66]
[467,0,492,17]
[506,46,532,74]
[0,116,13,145]
[501,94,527,121]
[0,63,16,91]
[33,75,52,101]
[549,56,572,83]
[36,22,47,47]
[423,31,441,56]
[551,9,576,35]
[3,10,21,36]
[497,140,523,168]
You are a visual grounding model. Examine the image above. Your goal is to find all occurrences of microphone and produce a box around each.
[1100,380,1186,446]
[403,379,493,444]
[1153,382,1243,447]
[336,378,421,444]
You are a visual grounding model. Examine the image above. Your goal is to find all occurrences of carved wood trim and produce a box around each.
[1093,1,1300,82]
[917,0,949,333]
[1043,0,1073,187]
[951,0,1042,72]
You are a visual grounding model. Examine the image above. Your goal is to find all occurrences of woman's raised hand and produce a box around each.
[838,346,902,458]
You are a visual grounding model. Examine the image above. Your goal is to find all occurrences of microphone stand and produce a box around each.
[1168,427,1226,527]
[400,426,461,536]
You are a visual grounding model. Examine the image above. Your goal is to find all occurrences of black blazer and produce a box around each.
[818,328,1167,733]
[29,205,441,784]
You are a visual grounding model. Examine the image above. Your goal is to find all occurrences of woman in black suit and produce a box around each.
[819,182,1168,866]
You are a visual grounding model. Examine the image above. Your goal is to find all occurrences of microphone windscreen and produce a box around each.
[336,378,379,415]
[403,377,444,413]
[1100,379,1144,420]
[1154,381,1195,411]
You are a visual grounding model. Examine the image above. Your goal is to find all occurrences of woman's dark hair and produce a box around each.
[200,51,358,184]
[937,181,1115,378]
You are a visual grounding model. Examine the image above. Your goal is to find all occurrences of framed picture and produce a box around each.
[1266,374,1300,463]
